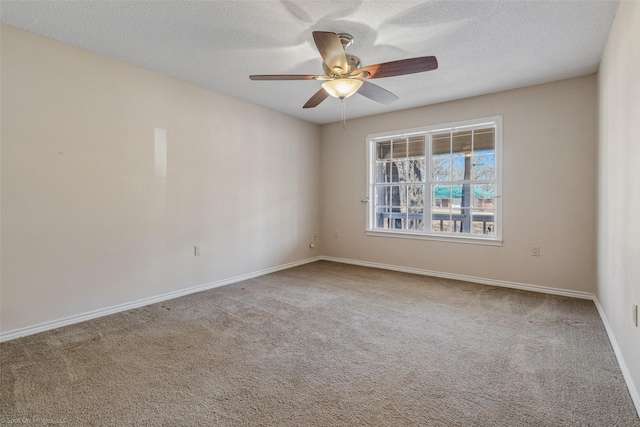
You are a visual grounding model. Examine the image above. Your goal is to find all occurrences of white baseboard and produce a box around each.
[593,297,640,417]
[320,256,595,300]
[0,255,591,343]
[0,256,323,343]
[2,255,637,420]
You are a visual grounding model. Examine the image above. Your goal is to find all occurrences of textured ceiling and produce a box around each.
[0,1,619,125]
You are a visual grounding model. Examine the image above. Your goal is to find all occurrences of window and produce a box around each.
[366,116,502,244]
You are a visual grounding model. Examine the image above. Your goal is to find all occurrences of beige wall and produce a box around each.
[320,75,598,294]
[598,0,640,410]
[0,25,322,334]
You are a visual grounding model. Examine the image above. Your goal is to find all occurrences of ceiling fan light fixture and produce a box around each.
[322,78,363,99]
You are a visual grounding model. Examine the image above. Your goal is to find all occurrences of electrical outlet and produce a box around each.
[194,245,201,256]
[633,304,638,327]
[531,245,540,257]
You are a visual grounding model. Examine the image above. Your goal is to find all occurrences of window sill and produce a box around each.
[365,230,503,246]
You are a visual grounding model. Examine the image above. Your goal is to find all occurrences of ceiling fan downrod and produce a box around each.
[337,33,354,50]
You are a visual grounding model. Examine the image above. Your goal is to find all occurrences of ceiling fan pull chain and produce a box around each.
[341,98,346,128]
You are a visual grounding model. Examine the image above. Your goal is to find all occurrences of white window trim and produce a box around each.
[365,116,503,245]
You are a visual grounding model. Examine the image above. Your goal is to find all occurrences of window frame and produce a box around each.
[365,116,503,245]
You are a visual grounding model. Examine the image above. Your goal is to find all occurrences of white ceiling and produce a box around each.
[1,1,618,125]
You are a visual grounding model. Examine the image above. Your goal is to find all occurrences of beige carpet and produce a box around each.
[1,261,638,426]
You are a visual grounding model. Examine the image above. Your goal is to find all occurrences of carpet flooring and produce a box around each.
[1,261,638,426]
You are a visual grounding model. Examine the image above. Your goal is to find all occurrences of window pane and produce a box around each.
[389,209,405,229]
[451,184,463,207]
[432,184,450,232]
[432,155,451,181]
[473,128,495,153]
[375,207,391,229]
[460,183,473,209]
[377,141,391,160]
[389,162,402,183]
[375,161,391,183]
[452,130,472,154]
[408,208,424,231]
[472,209,495,235]
[375,185,391,207]
[408,136,426,157]
[407,185,424,207]
[390,186,406,208]
[432,133,450,156]
[408,159,426,182]
[452,131,472,182]
[455,208,472,233]
[433,185,451,207]
[432,218,452,233]
[392,138,407,159]
[473,154,495,180]
[451,152,467,181]
[396,161,408,182]
[473,184,495,207]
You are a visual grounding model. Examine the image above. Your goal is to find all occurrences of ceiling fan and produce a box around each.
[249,31,438,111]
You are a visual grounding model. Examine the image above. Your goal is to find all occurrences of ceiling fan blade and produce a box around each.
[303,88,330,109]
[357,80,398,105]
[357,56,438,79]
[250,74,323,80]
[312,31,348,74]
